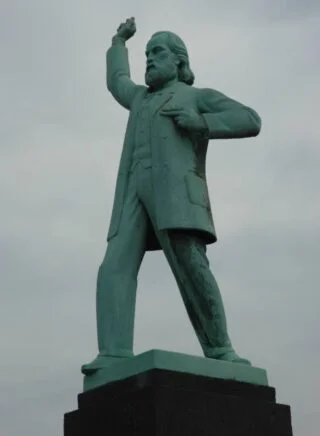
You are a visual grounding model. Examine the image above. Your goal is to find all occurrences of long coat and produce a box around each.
[106,43,261,251]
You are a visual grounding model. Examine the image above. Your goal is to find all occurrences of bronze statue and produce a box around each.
[82,18,261,374]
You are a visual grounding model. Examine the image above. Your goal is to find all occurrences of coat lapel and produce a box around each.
[148,81,187,119]
[150,91,175,119]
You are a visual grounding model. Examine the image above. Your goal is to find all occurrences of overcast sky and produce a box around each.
[1,1,319,435]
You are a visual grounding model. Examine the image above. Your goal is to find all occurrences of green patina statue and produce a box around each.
[82,17,261,375]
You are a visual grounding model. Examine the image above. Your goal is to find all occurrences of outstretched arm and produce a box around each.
[106,17,138,110]
[197,88,261,139]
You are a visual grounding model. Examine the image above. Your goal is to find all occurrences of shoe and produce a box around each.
[205,346,251,365]
[81,354,128,375]
[215,350,251,365]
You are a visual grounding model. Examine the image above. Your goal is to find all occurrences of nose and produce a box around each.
[147,51,155,63]
[146,58,155,70]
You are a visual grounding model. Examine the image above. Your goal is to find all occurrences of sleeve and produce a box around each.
[106,41,138,110]
[197,88,261,139]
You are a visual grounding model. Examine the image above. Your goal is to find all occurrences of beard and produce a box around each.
[145,64,177,88]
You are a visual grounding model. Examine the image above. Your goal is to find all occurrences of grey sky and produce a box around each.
[1,0,319,434]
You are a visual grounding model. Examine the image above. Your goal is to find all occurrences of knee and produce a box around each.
[99,242,124,274]
[98,257,122,277]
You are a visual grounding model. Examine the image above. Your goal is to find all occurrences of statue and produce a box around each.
[82,17,261,375]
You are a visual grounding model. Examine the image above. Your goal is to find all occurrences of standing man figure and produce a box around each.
[82,18,261,374]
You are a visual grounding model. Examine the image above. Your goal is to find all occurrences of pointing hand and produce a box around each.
[161,107,207,132]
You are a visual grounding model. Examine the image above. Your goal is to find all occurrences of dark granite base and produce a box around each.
[64,369,292,436]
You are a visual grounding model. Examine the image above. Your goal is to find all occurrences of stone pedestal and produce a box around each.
[64,350,292,436]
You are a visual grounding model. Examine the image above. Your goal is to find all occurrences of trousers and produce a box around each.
[96,161,233,358]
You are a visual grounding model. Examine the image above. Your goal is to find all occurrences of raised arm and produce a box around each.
[106,17,138,110]
[197,88,261,139]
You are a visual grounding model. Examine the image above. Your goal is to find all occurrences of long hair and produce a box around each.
[151,31,195,86]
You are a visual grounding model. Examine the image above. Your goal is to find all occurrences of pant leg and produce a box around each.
[165,232,233,357]
[96,167,148,357]
[136,164,233,358]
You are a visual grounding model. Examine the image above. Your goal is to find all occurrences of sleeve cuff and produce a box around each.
[112,35,126,46]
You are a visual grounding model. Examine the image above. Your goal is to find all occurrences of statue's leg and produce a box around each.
[165,233,230,353]
[96,222,146,357]
[159,231,250,364]
[82,168,148,374]
[162,231,250,364]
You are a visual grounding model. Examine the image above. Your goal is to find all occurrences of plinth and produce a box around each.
[64,349,292,436]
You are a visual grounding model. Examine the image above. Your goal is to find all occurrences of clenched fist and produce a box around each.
[116,17,136,41]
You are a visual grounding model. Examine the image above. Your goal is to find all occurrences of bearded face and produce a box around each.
[144,35,179,88]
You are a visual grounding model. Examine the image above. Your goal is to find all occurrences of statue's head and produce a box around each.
[145,31,195,89]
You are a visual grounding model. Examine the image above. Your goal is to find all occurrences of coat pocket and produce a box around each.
[185,173,210,208]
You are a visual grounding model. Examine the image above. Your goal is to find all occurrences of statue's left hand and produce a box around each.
[161,107,207,132]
